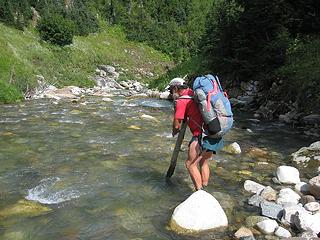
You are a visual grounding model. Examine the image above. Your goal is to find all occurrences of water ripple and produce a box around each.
[25,177,82,204]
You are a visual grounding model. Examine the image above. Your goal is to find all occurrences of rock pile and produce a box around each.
[238,165,320,239]
[27,65,169,101]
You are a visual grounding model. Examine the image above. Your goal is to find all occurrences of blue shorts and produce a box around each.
[202,136,224,152]
[189,135,224,153]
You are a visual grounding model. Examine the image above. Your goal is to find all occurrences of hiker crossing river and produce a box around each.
[0,93,318,239]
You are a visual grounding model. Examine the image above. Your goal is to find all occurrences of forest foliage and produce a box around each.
[0,0,319,111]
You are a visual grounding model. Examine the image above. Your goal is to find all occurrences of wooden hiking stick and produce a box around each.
[166,119,187,178]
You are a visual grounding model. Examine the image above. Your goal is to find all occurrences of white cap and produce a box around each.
[166,77,185,90]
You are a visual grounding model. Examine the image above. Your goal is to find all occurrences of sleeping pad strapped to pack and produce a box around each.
[193,74,233,138]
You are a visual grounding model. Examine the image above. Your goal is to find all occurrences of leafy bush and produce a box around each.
[37,13,75,46]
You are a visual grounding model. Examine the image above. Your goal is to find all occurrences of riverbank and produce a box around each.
[228,80,320,138]
[27,64,170,102]
[0,22,173,104]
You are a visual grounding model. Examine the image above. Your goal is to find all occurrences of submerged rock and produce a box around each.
[234,226,254,239]
[0,200,51,219]
[222,142,242,154]
[210,191,235,217]
[2,231,25,240]
[245,216,269,228]
[170,190,228,232]
[246,147,269,160]
[140,114,158,122]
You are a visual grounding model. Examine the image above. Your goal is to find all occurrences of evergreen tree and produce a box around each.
[202,0,290,87]
[67,0,99,36]
[0,0,31,29]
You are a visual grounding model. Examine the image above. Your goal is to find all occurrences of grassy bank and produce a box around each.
[0,23,173,103]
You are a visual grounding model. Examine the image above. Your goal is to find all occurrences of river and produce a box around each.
[0,96,317,239]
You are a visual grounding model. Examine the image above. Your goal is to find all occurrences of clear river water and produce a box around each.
[0,96,317,240]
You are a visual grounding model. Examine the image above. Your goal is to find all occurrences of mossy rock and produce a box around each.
[169,218,227,235]
[245,215,269,228]
[2,231,25,240]
[0,200,52,219]
[245,147,270,161]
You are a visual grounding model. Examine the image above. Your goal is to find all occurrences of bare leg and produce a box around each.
[199,151,213,187]
[185,140,202,190]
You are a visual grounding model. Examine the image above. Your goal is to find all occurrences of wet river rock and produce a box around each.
[291,141,320,165]
[309,176,320,200]
[170,190,228,232]
[0,200,51,219]
[276,165,300,184]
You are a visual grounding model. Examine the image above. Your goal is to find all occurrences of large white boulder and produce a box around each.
[170,190,228,232]
[276,166,300,184]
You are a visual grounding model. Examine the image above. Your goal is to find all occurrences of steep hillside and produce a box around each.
[0,23,173,103]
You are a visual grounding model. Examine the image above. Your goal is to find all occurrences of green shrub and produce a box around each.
[277,36,320,112]
[37,13,75,46]
[0,80,23,104]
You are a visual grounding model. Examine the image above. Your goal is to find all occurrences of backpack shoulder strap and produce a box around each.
[213,75,223,92]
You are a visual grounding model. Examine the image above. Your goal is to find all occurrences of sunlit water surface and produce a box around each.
[0,96,317,240]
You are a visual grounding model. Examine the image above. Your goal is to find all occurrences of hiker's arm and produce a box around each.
[172,118,182,136]
[172,99,185,136]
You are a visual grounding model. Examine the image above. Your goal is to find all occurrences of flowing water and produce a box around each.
[0,96,318,240]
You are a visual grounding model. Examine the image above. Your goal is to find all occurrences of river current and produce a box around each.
[0,96,317,239]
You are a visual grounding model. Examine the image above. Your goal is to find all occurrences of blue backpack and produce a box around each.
[193,74,233,138]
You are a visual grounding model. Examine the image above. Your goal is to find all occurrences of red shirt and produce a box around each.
[174,89,203,137]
